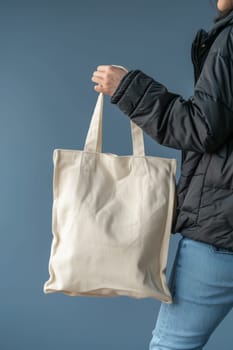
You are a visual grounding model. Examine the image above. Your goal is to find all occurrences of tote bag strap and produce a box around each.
[84,92,145,156]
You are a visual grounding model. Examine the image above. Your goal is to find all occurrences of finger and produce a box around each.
[94,84,105,92]
[111,64,128,72]
[97,65,110,72]
[91,76,103,84]
[92,72,104,79]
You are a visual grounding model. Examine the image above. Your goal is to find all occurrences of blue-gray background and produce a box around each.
[1,0,232,349]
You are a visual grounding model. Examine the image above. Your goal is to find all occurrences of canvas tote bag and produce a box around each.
[43,91,177,303]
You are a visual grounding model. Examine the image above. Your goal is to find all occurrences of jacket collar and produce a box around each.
[208,8,233,36]
[192,9,233,48]
[191,9,233,83]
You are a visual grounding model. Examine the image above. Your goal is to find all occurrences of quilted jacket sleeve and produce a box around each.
[110,51,233,153]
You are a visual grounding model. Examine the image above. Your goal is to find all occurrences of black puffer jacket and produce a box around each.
[110,10,233,252]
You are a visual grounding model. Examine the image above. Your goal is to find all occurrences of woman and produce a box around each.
[91,1,233,349]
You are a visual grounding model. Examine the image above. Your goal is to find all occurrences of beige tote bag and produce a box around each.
[43,91,177,303]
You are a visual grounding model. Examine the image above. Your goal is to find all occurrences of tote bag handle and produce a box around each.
[84,92,145,156]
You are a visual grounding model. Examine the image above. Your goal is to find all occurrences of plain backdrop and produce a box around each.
[0,0,232,349]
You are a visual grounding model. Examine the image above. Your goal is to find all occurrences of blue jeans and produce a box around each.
[149,236,233,350]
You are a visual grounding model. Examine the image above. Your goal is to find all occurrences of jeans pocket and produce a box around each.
[210,245,233,255]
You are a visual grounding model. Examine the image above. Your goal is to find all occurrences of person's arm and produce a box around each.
[110,51,233,153]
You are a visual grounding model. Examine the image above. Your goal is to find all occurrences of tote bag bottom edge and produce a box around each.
[43,285,172,303]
